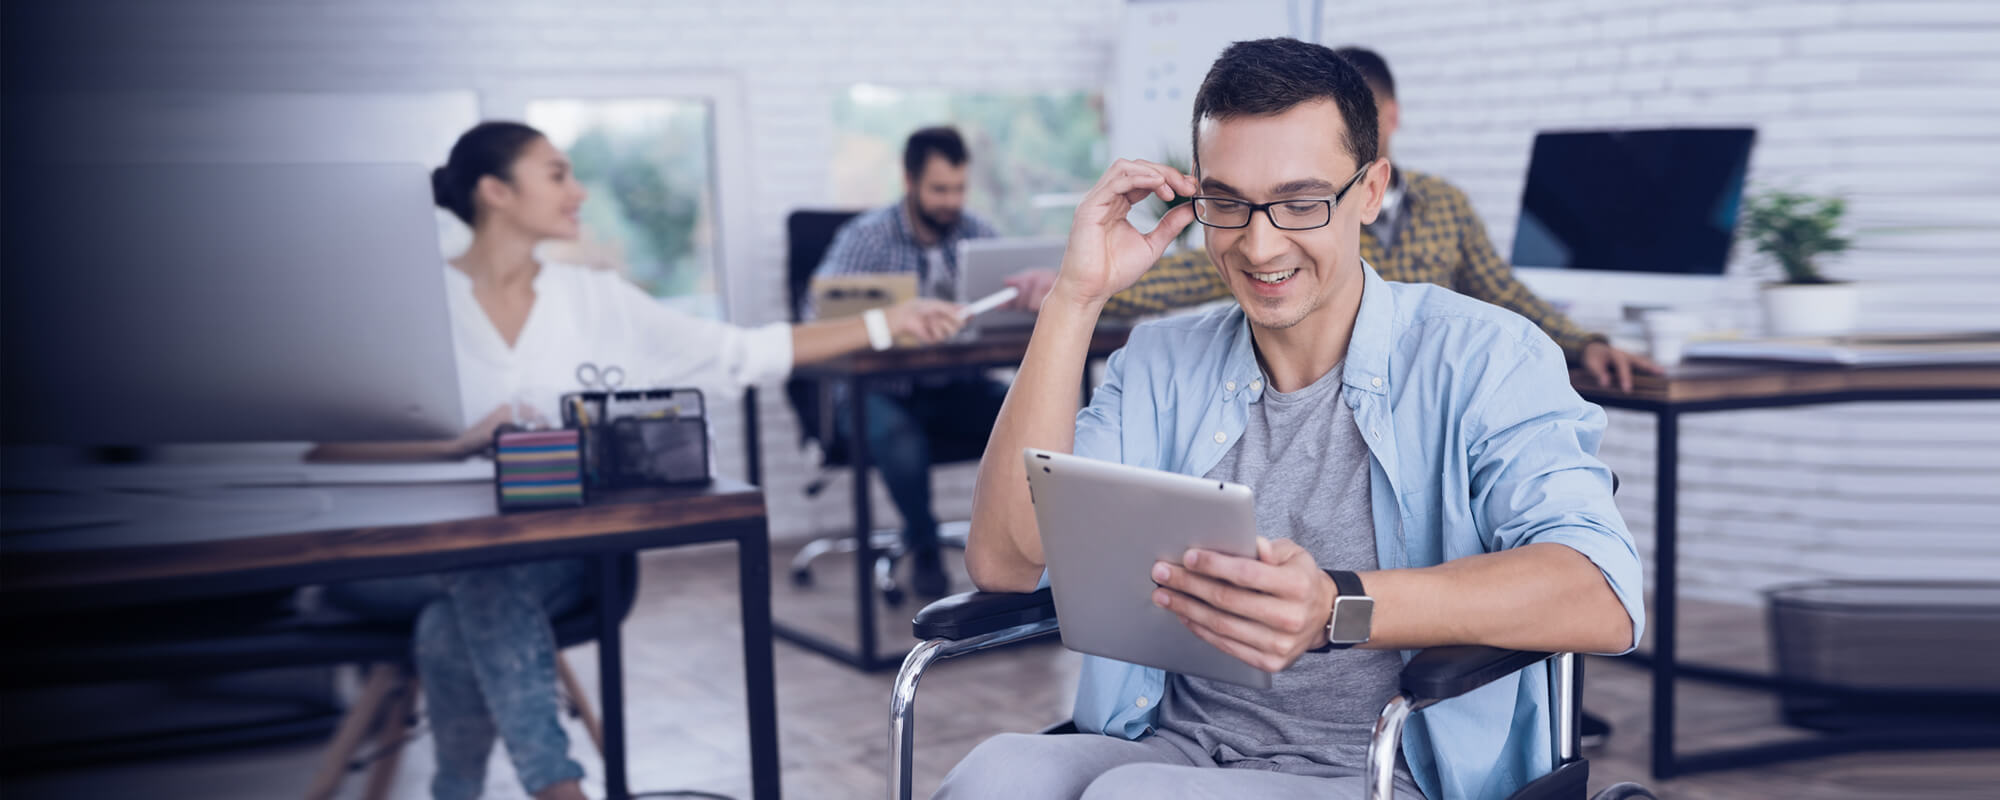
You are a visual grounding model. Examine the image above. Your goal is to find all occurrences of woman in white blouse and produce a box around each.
[318,121,964,800]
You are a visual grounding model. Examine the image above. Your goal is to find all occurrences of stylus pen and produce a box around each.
[958,286,1020,319]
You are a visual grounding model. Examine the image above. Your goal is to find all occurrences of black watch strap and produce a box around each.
[1309,569,1367,654]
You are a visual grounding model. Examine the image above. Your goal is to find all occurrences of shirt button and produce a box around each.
[1370,427,1381,439]
[1135,696,1150,709]
[1225,381,1237,392]
[1214,431,1227,444]
[1250,380,1262,392]
[1372,377,1384,388]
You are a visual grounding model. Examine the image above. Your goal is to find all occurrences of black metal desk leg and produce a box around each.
[849,375,879,664]
[737,520,781,800]
[596,553,630,799]
[1651,410,1680,779]
[744,387,762,488]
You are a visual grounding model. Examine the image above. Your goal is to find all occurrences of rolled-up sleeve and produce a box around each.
[1071,347,1127,464]
[1465,331,1646,654]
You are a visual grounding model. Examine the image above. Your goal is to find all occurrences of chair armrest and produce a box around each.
[912,588,1057,641]
[1399,645,1552,702]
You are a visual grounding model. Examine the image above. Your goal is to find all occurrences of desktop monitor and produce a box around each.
[1511,128,1754,275]
[1,162,464,445]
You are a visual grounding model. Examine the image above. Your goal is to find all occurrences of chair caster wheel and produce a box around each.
[790,569,814,588]
[882,587,906,607]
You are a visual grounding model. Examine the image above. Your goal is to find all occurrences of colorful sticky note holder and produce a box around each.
[493,428,585,511]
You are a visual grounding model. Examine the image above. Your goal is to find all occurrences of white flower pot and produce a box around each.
[1761,282,1860,338]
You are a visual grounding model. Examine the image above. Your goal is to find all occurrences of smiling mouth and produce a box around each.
[1247,268,1299,285]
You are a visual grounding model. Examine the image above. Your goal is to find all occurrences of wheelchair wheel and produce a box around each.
[1590,783,1656,800]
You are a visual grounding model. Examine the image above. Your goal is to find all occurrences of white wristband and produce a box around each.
[862,308,893,351]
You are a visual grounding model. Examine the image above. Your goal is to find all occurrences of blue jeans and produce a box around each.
[835,378,1008,552]
[324,559,588,800]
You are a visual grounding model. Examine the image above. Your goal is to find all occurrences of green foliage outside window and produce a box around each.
[530,99,718,305]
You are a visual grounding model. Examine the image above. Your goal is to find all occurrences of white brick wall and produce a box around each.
[46,0,1996,604]
[1326,0,2000,605]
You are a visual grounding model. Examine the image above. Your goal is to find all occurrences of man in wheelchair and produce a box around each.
[940,38,1646,800]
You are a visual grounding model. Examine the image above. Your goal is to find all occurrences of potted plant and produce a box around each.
[1742,190,1858,337]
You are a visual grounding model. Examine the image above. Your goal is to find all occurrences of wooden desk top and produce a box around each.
[1571,359,2000,408]
[1,478,765,597]
[795,326,1130,377]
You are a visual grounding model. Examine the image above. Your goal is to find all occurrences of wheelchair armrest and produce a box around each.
[1399,645,1552,703]
[912,588,1057,641]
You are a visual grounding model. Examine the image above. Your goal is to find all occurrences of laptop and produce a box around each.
[956,237,1067,336]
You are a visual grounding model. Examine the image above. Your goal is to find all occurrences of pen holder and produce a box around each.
[560,387,713,490]
[493,428,586,511]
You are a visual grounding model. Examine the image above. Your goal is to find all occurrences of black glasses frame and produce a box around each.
[1191,164,1374,231]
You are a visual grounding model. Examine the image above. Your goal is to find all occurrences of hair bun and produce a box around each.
[430,165,454,208]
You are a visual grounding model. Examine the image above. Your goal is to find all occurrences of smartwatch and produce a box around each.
[1311,569,1374,652]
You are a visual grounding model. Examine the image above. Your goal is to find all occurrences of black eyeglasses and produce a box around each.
[1191,164,1372,231]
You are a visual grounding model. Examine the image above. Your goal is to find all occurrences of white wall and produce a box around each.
[50,0,1997,605]
[1325,0,2000,604]
[35,0,1123,546]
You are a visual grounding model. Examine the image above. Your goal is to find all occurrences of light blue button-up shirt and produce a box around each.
[1059,263,1645,800]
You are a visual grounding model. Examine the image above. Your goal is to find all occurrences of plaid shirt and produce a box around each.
[810,200,1000,311]
[1104,168,1605,363]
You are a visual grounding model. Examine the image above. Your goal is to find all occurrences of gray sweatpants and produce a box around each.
[933,729,1427,800]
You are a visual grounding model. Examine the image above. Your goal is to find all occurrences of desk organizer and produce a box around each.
[560,387,712,490]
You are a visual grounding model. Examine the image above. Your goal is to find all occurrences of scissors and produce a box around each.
[575,362,626,392]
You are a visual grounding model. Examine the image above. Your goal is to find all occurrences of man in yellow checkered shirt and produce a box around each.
[1009,47,1659,390]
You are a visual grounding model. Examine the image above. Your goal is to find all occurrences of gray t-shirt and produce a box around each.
[1157,361,1418,793]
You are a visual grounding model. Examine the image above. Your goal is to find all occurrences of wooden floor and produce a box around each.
[9,542,1996,799]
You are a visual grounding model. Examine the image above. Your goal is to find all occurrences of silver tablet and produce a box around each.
[1024,448,1271,689]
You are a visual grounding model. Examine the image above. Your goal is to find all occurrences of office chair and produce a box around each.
[781,209,983,605]
[888,588,1655,800]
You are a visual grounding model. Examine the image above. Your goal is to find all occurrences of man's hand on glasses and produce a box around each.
[1046,159,1199,313]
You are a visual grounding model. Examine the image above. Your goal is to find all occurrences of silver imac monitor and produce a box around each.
[2,162,464,444]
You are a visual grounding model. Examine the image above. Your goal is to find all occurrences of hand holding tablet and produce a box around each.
[1024,448,1272,688]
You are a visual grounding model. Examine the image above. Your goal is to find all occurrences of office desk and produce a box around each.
[1572,360,2000,779]
[1,478,780,800]
[776,326,1130,671]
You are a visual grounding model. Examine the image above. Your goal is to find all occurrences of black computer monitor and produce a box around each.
[1510,128,1755,275]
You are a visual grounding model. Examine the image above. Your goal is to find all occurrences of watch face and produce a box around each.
[1329,596,1374,644]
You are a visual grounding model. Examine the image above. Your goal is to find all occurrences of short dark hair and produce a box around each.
[903,126,969,180]
[1332,46,1395,100]
[1190,38,1379,171]
[432,121,545,226]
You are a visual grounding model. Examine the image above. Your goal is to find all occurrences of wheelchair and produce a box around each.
[889,588,1657,800]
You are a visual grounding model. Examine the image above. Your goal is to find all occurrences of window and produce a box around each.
[830,87,1107,237]
[526,98,722,317]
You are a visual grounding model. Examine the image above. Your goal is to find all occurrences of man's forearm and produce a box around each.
[966,291,1105,592]
[1359,542,1633,654]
